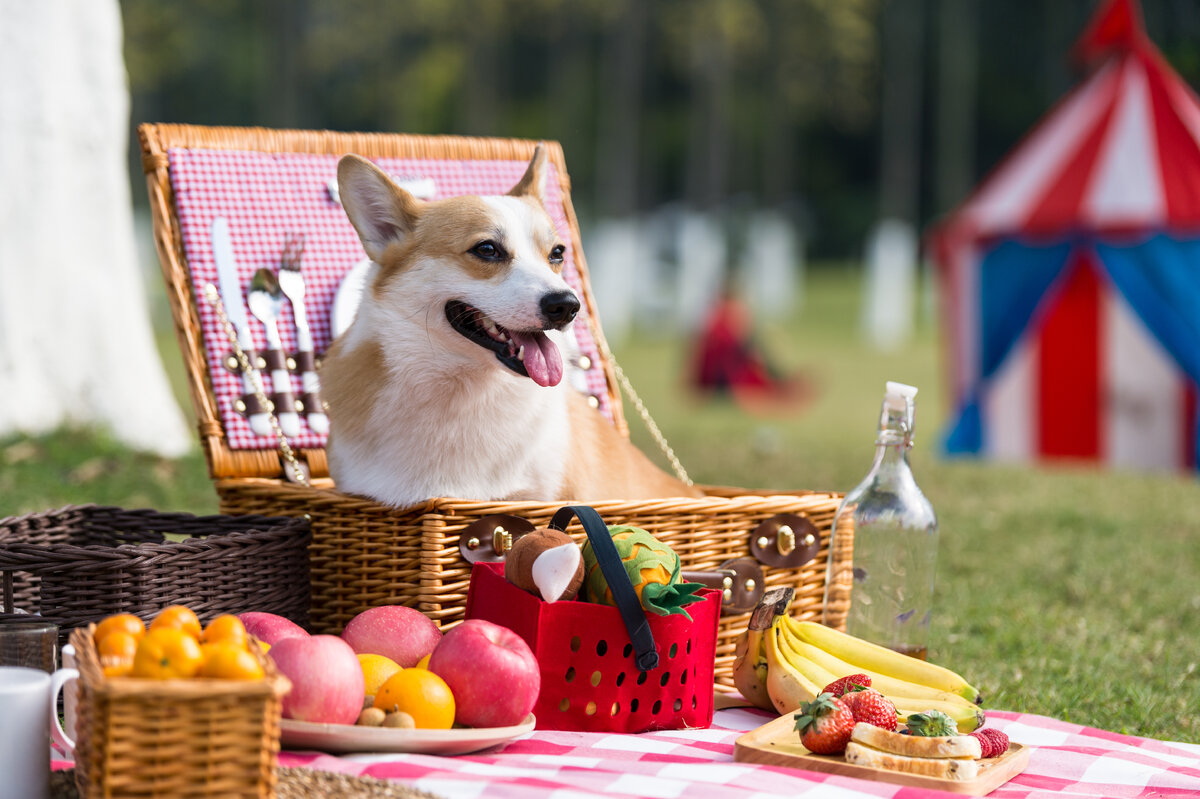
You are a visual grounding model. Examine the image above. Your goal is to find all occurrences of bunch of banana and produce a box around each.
[731,587,986,732]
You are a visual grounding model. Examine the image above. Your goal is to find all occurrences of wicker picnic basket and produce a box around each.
[137,123,853,691]
[67,624,290,799]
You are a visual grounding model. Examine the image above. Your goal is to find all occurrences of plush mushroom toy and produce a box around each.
[505,527,586,603]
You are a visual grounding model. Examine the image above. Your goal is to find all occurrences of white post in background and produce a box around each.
[0,0,191,456]
[675,211,728,332]
[585,219,641,343]
[861,219,918,351]
[741,210,801,319]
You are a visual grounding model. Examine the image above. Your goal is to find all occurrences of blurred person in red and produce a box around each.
[689,281,810,412]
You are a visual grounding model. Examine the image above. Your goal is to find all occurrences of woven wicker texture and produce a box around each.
[68,625,291,799]
[138,123,852,693]
[53,768,447,799]
[217,479,848,690]
[0,505,311,643]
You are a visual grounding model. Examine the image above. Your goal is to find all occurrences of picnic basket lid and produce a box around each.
[138,124,625,482]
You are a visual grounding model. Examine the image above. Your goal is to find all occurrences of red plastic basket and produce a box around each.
[464,506,720,733]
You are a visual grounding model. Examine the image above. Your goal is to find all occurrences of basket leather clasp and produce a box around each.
[458,515,536,563]
[749,514,821,569]
[682,558,764,616]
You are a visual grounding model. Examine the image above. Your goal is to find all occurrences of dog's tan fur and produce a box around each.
[321,147,700,507]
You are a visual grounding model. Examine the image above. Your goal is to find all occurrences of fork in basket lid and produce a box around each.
[276,234,329,435]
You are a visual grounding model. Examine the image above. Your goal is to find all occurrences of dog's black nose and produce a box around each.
[540,291,580,327]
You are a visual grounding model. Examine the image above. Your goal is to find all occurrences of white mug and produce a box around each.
[61,643,78,747]
[0,666,77,799]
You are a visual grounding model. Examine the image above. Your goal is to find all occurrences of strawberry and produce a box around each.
[970,727,1010,758]
[793,692,856,755]
[840,688,898,731]
[822,673,872,698]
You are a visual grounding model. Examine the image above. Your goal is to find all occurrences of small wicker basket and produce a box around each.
[67,625,291,799]
[0,505,311,643]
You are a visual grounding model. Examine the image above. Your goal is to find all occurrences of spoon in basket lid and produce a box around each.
[247,268,302,438]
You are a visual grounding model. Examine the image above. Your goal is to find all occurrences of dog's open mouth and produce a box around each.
[445,301,564,388]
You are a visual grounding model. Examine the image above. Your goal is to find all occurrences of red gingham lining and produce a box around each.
[168,148,611,451]
[53,703,1200,796]
[256,708,1200,798]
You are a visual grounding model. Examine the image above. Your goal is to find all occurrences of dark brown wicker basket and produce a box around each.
[0,505,311,643]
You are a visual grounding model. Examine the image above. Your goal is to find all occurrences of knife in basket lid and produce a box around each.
[212,217,273,437]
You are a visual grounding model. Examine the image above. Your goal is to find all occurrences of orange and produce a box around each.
[97,629,138,677]
[149,605,202,640]
[97,629,138,660]
[415,654,431,670]
[373,669,456,729]
[202,614,249,649]
[357,653,403,697]
[130,628,204,679]
[93,613,146,646]
[199,642,264,680]
[102,660,134,678]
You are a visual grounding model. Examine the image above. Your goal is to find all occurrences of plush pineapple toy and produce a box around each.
[581,525,705,620]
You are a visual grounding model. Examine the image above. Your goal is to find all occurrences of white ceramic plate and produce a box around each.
[330,257,376,340]
[280,714,536,756]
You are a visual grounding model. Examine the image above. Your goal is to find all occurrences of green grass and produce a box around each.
[2,264,1197,743]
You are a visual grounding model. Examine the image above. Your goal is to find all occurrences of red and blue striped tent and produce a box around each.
[930,0,1200,473]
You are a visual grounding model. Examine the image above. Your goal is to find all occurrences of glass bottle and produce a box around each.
[823,381,938,659]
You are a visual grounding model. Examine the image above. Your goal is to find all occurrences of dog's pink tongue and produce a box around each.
[511,331,563,388]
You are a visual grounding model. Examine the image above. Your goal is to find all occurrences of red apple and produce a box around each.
[270,635,364,724]
[340,605,442,668]
[237,612,309,646]
[427,619,539,728]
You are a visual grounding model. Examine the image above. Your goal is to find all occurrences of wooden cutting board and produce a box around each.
[734,713,1030,796]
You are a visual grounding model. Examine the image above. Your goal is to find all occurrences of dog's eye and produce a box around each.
[549,245,566,264]
[470,240,506,261]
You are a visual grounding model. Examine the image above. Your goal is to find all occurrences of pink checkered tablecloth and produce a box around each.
[267,707,1200,799]
[167,147,613,452]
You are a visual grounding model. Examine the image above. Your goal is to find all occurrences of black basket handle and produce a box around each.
[549,505,659,673]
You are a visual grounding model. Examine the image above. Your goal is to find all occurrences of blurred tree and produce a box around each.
[932,0,978,217]
[878,0,924,226]
[595,0,648,218]
[115,0,1200,258]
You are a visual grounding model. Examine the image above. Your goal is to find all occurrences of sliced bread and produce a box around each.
[844,741,981,780]
[850,722,982,759]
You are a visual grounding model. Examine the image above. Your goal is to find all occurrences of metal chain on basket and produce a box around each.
[593,336,693,487]
[204,283,310,486]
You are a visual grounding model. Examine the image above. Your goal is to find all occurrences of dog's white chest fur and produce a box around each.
[327,306,572,506]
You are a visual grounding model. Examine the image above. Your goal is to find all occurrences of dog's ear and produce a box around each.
[507,144,548,204]
[337,154,422,263]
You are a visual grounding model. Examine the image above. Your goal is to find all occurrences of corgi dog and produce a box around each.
[321,147,701,507]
